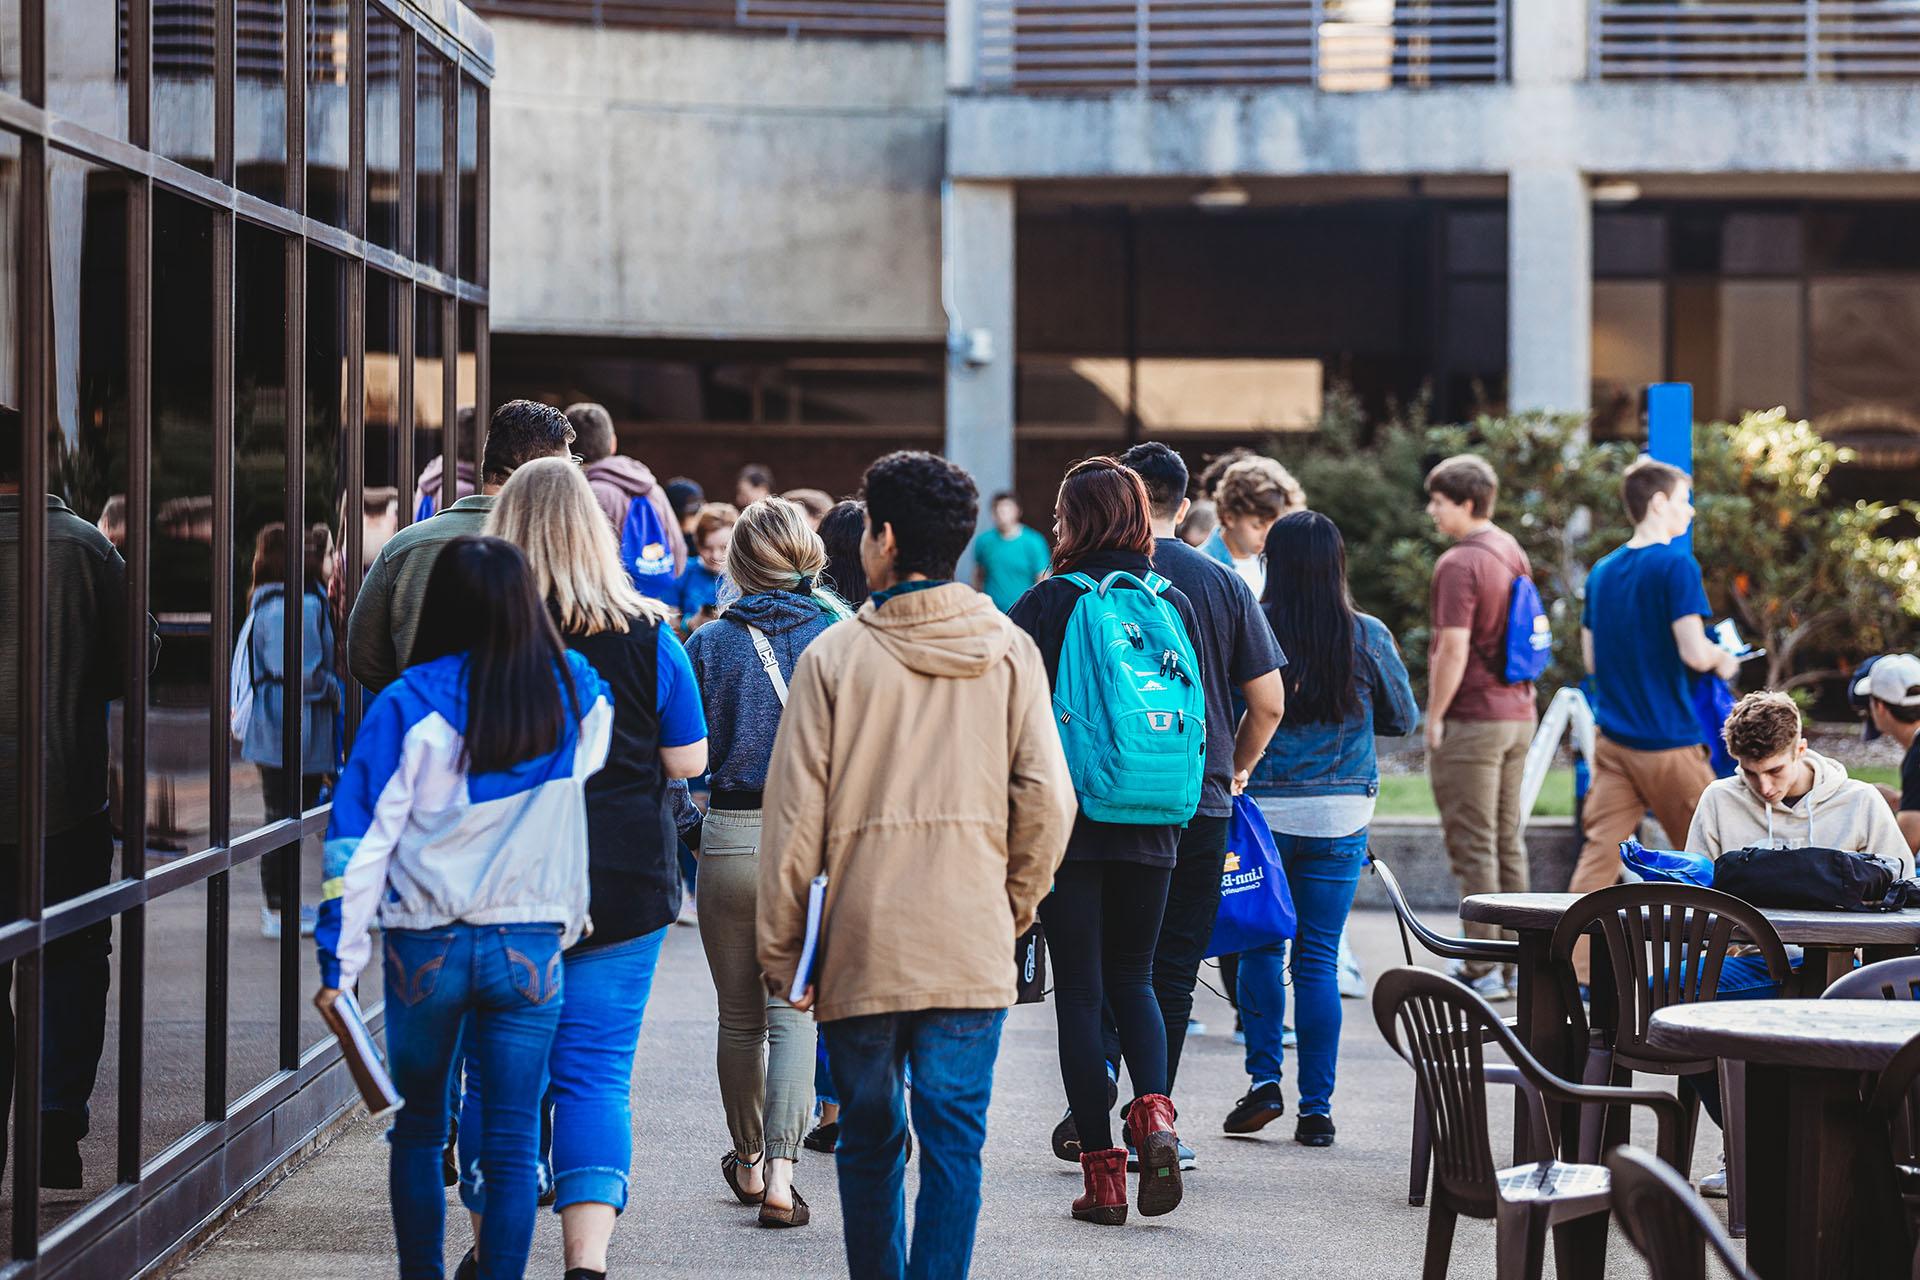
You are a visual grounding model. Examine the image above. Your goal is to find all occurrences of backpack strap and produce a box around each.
[1060,572,1099,594]
[1096,570,1157,597]
[745,624,789,707]
[1142,572,1170,597]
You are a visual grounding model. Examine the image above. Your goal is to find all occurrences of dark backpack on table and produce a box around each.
[1711,844,1897,912]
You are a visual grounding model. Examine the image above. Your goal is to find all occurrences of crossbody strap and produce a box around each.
[745,624,789,707]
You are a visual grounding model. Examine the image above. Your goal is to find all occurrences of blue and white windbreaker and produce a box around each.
[316,650,613,990]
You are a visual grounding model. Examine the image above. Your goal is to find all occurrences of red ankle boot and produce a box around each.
[1073,1147,1128,1225]
[1125,1093,1184,1217]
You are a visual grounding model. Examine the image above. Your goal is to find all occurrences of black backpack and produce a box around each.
[1711,845,1897,912]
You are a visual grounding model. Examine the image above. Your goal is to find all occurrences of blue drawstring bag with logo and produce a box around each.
[1207,795,1297,958]
[1619,837,1716,888]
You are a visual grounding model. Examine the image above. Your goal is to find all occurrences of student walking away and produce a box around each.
[969,490,1050,612]
[818,499,871,608]
[665,478,705,559]
[1008,457,1205,1227]
[567,401,686,598]
[0,405,159,1189]
[462,460,708,1279]
[237,523,342,939]
[1678,690,1912,1196]
[1085,443,1284,1164]
[671,503,738,637]
[1422,455,1543,1001]
[349,400,578,694]
[685,496,855,1229]
[758,451,1073,1276]
[736,463,775,509]
[1853,652,1920,855]
[1237,513,1419,1147]
[1200,456,1304,595]
[1570,457,1742,982]
[413,407,481,521]
[315,536,612,1280]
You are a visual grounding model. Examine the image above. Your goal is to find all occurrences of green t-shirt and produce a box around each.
[971,525,1051,612]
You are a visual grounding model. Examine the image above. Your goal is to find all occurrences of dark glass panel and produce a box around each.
[1444,209,1506,276]
[412,293,450,517]
[458,77,480,282]
[142,878,207,1163]
[1591,281,1666,441]
[153,0,217,176]
[1592,211,1666,278]
[1722,212,1802,276]
[414,49,446,272]
[0,126,19,1215]
[307,0,352,229]
[363,272,402,532]
[367,8,403,252]
[1807,205,1920,273]
[1669,207,1725,275]
[1809,279,1920,418]
[48,0,127,140]
[236,0,290,205]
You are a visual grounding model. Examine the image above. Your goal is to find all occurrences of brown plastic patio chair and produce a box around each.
[1373,966,1687,1280]
[1606,1143,1756,1280]
[1372,858,1525,1206]
[1548,880,1790,1234]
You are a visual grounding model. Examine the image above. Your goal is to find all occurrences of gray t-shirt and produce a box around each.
[1152,538,1288,817]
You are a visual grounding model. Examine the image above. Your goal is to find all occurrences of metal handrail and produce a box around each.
[1592,0,1920,81]
[467,0,945,36]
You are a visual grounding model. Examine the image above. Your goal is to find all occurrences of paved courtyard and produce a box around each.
[169,908,1726,1278]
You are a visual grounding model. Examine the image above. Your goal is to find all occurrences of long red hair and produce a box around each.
[1052,457,1156,575]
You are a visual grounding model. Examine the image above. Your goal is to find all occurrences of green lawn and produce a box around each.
[1375,764,1900,820]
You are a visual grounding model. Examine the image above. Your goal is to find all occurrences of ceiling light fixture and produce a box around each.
[1192,178,1251,211]
[1591,178,1643,205]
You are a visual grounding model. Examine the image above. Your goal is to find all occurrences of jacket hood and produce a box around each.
[1733,748,1852,837]
[584,455,658,498]
[858,584,1013,678]
[401,653,471,730]
[414,455,478,499]
[721,590,830,634]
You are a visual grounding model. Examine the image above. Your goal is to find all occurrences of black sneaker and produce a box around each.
[1294,1114,1335,1147]
[804,1121,839,1154]
[1222,1082,1286,1135]
[40,1112,84,1190]
[1050,1108,1081,1163]
[453,1247,478,1280]
[442,1116,460,1188]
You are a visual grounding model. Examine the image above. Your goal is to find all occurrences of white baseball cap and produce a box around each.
[1853,653,1920,740]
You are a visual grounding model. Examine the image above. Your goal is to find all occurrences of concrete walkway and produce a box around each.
[171,910,1721,1278]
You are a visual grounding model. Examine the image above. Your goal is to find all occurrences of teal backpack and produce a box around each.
[1053,571,1206,825]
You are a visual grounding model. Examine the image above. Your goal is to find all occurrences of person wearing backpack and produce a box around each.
[1422,455,1544,1002]
[568,402,687,600]
[684,496,855,1229]
[1008,457,1206,1228]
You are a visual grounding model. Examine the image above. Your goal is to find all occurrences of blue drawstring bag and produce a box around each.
[1207,795,1297,958]
[1619,837,1716,888]
[1693,674,1738,778]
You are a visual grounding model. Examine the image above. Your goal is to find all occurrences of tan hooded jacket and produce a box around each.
[1685,747,1914,879]
[757,583,1076,1022]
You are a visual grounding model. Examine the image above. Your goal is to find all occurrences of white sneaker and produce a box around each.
[677,891,699,927]
[1337,929,1366,999]
[1467,971,1513,1002]
[260,906,281,940]
[1698,1160,1728,1199]
[1282,1025,1298,1048]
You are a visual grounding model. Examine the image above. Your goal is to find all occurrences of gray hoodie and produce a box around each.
[684,590,841,792]
[1685,747,1914,878]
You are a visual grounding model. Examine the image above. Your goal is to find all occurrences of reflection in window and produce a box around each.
[308,0,352,228]
[1810,279,1920,419]
[415,49,447,272]
[364,273,402,512]
[149,193,217,862]
[49,0,127,140]
[368,8,404,251]
[1,0,17,97]
[153,0,217,176]
[459,76,481,281]
[236,0,290,204]
[0,129,24,918]
[1671,280,1803,423]
[143,878,207,1163]
[1591,281,1666,440]
[413,294,462,519]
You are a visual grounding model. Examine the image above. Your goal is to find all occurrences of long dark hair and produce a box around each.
[408,536,581,773]
[818,499,870,606]
[1261,511,1360,724]
[1052,457,1154,575]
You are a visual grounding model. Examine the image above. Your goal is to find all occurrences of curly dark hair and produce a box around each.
[862,451,978,582]
[482,399,575,485]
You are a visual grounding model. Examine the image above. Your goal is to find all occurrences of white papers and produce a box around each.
[790,874,828,1005]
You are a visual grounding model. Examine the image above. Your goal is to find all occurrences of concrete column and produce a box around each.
[1507,168,1592,416]
[946,0,978,91]
[943,180,1016,510]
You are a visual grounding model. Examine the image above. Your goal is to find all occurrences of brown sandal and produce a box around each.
[721,1151,765,1205]
[757,1188,811,1228]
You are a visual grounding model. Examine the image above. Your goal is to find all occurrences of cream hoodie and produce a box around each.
[1684,748,1914,879]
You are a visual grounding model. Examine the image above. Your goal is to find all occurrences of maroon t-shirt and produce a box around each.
[1431,527,1538,722]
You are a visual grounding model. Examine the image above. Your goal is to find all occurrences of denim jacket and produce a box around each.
[1247,613,1419,799]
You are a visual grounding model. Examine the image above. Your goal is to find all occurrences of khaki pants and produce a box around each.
[1568,735,1718,981]
[1430,717,1536,979]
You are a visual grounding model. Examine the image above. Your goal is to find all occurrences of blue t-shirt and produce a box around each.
[672,563,722,622]
[655,627,706,747]
[1582,541,1713,751]
[971,526,1051,612]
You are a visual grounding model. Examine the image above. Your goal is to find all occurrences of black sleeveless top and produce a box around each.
[567,613,678,950]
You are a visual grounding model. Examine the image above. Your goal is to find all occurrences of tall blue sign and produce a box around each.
[1646,382,1695,553]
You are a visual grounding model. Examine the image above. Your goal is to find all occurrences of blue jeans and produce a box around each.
[384,924,565,1280]
[1238,831,1369,1116]
[823,1009,1006,1280]
[459,928,668,1214]
[1668,950,1796,1126]
[816,1033,838,1109]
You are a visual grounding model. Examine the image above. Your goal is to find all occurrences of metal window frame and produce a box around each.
[0,0,491,1273]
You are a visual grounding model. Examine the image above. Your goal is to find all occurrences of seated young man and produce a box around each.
[1678,690,1911,1194]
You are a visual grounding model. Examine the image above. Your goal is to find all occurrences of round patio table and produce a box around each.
[1646,1000,1920,1280]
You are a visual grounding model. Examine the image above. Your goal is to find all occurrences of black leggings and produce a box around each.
[1040,859,1172,1152]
